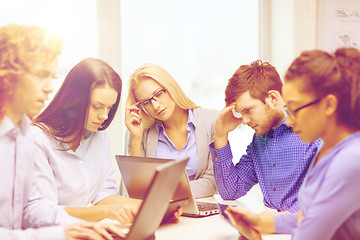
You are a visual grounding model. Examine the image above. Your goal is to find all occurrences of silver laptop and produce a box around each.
[116,155,219,217]
[123,157,188,240]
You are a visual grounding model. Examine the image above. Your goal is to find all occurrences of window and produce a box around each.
[0,0,98,101]
[121,0,259,158]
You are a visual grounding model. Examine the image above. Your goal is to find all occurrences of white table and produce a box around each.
[156,214,291,240]
[155,186,291,240]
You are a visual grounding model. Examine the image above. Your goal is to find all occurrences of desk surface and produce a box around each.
[155,186,291,240]
[156,214,290,240]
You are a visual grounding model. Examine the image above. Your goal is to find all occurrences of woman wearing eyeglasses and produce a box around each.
[125,63,218,198]
[223,48,360,240]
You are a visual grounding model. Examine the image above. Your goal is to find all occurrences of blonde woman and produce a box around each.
[125,63,217,198]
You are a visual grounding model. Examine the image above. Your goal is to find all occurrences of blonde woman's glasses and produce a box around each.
[137,88,167,110]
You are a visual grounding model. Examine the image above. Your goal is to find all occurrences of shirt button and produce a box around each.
[214,152,218,161]
[218,174,221,178]
[273,187,276,191]
[15,196,19,201]
[273,163,276,167]
[275,139,278,143]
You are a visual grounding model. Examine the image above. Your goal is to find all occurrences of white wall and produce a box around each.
[294,0,318,55]
[97,0,124,184]
[262,0,318,80]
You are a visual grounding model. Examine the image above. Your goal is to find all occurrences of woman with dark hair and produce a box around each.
[29,58,140,224]
[223,47,360,240]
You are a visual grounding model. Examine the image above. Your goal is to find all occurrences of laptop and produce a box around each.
[119,157,188,240]
[116,155,219,217]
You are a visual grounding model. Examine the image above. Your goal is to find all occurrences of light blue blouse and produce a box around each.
[155,109,199,180]
[275,132,360,239]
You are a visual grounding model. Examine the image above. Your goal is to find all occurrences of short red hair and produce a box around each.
[225,60,282,105]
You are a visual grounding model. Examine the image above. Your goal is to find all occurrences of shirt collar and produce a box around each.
[187,109,196,128]
[261,119,289,139]
[156,109,195,132]
[0,115,31,138]
[274,119,291,134]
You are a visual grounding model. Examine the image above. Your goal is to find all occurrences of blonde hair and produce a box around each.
[126,63,199,129]
[0,24,63,119]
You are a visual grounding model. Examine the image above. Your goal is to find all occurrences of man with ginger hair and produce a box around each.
[210,60,320,214]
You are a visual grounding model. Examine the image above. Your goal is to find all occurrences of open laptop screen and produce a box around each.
[125,157,189,240]
[116,155,192,201]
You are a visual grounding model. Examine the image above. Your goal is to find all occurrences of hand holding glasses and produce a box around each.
[136,88,167,112]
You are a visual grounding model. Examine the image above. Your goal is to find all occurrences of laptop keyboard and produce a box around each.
[196,201,219,211]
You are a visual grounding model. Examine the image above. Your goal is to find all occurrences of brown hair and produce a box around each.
[285,47,360,129]
[225,60,282,105]
[0,24,62,119]
[34,58,122,145]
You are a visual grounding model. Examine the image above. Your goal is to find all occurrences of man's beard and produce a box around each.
[255,107,282,136]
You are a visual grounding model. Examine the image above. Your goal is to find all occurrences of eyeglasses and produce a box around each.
[137,88,167,110]
[282,98,322,120]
